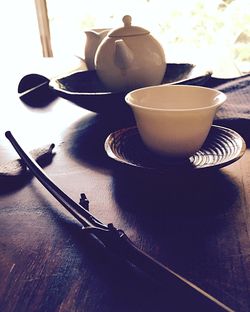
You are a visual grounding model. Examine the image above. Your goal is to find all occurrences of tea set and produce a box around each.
[82,14,235,162]
[17,15,242,167]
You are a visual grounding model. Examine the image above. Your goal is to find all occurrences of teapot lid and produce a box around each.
[109,15,149,37]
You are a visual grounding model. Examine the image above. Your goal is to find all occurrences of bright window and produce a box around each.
[1,1,41,59]
[3,1,249,77]
[46,0,250,76]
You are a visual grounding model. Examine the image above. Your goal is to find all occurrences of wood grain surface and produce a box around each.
[0,58,249,312]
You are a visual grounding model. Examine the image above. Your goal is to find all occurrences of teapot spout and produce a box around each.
[114,39,134,70]
[84,29,110,70]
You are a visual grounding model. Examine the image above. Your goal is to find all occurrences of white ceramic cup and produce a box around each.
[125,85,227,158]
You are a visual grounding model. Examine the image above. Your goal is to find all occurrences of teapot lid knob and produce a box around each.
[109,15,149,37]
[122,15,132,27]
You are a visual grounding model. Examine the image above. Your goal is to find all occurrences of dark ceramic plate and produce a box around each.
[49,63,212,114]
[104,125,246,171]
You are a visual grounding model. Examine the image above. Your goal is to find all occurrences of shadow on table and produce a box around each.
[111,166,239,251]
[110,165,240,247]
[63,112,135,170]
[110,166,239,245]
[112,166,238,217]
[109,166,241,310]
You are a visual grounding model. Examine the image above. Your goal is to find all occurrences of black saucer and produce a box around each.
[104,125,246,171]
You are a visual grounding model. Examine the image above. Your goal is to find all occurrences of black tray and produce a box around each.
[49,63,212,114]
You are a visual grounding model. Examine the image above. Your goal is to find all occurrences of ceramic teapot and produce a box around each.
[86,15,166,92]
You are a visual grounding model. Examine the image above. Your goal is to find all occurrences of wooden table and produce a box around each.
[0,57,249,312]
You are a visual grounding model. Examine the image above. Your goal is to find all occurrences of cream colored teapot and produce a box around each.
[85,15,166,92]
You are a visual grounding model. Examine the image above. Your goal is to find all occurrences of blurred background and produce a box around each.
[1,0,249,77]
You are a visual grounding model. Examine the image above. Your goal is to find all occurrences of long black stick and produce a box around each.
[5,131,234,312]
